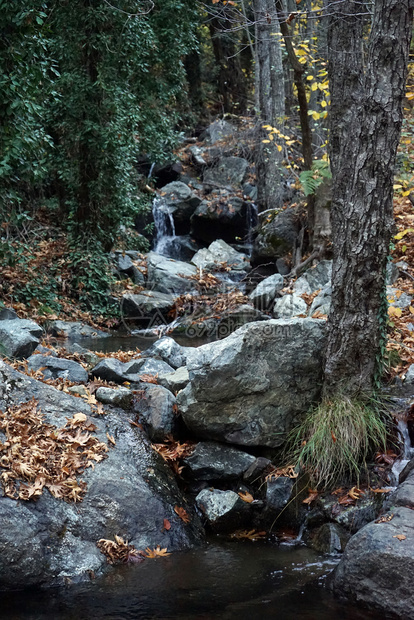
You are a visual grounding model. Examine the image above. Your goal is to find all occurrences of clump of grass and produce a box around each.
[287,395,390,489]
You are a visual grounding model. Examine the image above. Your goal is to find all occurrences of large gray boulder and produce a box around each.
[177,319,326,447]
[204,119,236,144]
[333,506,414,619]
[121,291,176,320]
[47,321,109,339]
[27,354,88,383]
[0,319,43,359]
[203,157,249,187]
[249,274,284,312]
[143,336,190,369]
[147,252,197,295]
[133,384,178,442]
[0,361,204,589]
[184,441,256,482]
[191,240,250,273]
[91,357,174,384]
[252,208,299,265]
[157,181,201,226]
[332,463,414,618]
[293,260,332,295]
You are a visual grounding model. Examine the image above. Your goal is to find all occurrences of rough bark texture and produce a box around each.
[324,0,413,394]
[209,6,247,114]
[253,0,285,212]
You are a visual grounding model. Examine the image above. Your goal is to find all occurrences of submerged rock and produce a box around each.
[177,319,325,447]
[0,361,204,589]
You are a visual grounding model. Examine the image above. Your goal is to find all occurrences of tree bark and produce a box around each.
[253,0,285,212]
[323,0,413,396]
[208,5,247,114]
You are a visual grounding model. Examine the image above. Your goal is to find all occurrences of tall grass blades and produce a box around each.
[287,396,389,489]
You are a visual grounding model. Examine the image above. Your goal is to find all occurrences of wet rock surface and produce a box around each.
[0,361,204,589]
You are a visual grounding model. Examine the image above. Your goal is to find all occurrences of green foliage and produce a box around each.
[0,1,56,232]
[0,0,198,316]
[287,394,389,489]
[66,239,117,316]
[299,159,332,196]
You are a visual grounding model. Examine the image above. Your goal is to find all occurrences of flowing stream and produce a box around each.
[0,541,384,619]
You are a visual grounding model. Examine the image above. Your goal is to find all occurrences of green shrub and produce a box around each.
[287,394,389,489]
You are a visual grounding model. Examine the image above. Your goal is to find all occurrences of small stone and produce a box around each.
[195,488,247,532]
[95,387,133,409]
[184,441,256,482]
[67,385,89,397]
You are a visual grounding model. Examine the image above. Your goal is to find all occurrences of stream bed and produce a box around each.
[0,541,383,619]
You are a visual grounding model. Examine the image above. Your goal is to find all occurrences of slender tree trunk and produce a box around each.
[323,0,413,396]
[209,6,247,114]
[253,0,285,212]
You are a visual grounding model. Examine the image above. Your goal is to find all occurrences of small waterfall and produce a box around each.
[152,196,179,257]
[391,418,414,484]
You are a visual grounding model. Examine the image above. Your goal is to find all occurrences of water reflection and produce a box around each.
[0,541,383,620]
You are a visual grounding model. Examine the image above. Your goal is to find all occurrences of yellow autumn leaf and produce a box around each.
[394,228,414,240]
[311,82,318,91]
[277,144,283,152]
[409,306,414,314]
[306,75,314,81]
[320,100,327,108]
[388,306,402,318]
[262,139,271,144]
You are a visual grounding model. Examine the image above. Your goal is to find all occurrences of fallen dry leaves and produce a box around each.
[230,529,267,541]
[97,535,144,564]
[0,398,109,502]
[238,491,254,503]
[174,505,191,523]
[144,545,171,558]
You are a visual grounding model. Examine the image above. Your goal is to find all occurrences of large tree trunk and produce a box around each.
[323,0,413,396]
[253,0,285,212]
